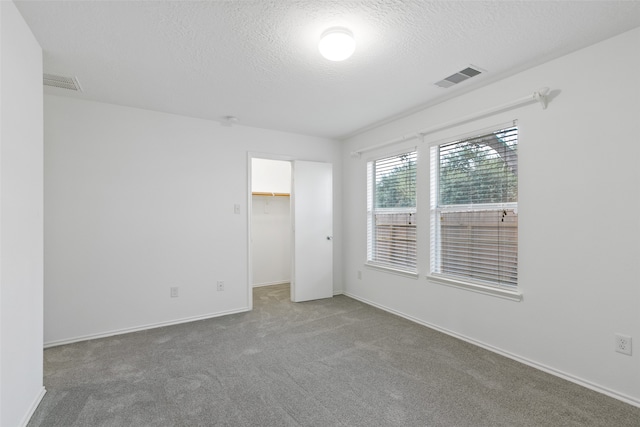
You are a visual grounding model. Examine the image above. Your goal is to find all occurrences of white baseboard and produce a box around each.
[44,307,250,348]
[20,386,46,427]
[344,291,640,409]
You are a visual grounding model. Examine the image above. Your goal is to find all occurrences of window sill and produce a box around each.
[365,262,419,279]
[426,274,522,302]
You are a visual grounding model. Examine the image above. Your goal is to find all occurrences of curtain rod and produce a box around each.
[350,87,549,158]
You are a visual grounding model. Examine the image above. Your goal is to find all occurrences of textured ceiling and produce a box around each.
[15,0,640,139]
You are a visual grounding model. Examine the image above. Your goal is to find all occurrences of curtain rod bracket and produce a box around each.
[533,87,549,110]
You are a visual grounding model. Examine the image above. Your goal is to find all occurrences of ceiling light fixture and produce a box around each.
[318,27,356,61]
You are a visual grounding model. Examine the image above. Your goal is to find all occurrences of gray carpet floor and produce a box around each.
[29,284,640,426]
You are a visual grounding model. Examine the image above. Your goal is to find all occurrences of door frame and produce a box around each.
[246,152,294,311]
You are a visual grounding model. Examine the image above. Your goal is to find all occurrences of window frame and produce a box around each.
[427,126,522,300]
[366,149,418,277]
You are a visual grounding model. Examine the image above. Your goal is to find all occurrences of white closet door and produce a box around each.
[291,161,333,302]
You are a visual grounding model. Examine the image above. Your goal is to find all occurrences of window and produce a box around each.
[430,126,518,289]
[367,150,417,273]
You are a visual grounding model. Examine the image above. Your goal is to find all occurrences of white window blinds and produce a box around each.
[430,127,518,288]
[367,151,417,272]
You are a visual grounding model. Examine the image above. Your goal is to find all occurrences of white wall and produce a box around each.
[0,2,45,426]
[342,28,640,405]
[44,95,342,346]
[251,195,291,286]
[252,158,291,193]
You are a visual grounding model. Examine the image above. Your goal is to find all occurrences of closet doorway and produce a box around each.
[248,155,333,308]
[251,158,292,292]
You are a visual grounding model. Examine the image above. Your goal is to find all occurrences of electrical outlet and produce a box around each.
[217,281,224,291]
[615,334,632,355]
[170,287,179,298]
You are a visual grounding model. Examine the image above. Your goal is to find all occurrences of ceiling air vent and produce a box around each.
[43,73,83,92]
[435,66,482,88]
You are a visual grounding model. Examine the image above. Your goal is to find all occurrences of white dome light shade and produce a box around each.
[318,27,356,61]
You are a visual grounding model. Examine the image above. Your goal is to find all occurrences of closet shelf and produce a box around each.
[252,192,290,197]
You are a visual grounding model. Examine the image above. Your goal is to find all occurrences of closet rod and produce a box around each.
[351,87,549,158]
[252,192,290,197]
